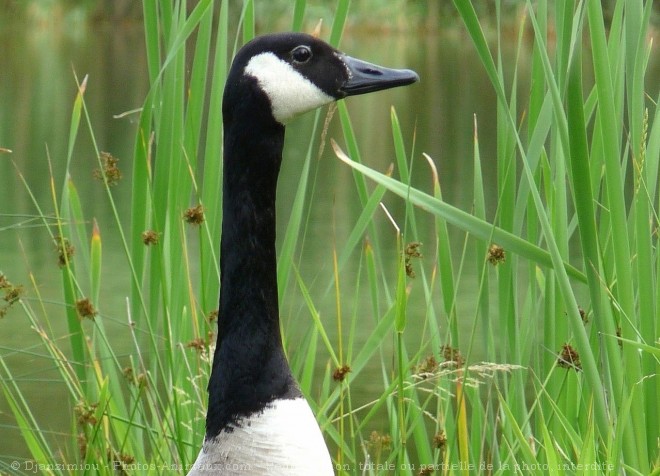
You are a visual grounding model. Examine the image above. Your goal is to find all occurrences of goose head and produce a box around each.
[223,32,419,125]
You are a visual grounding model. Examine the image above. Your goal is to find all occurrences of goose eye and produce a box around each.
[291,45,312,64]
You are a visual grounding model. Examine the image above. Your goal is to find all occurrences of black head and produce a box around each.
[223,32,419,124]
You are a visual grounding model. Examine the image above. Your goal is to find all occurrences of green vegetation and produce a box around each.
[1,0,658,475]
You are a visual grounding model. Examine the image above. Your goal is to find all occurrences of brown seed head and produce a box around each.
[184,204,205,225]
[332,364,351,382]
[141,230,160,245]
[487,244,505,265]
[76,298,97,320]
[557,343,581,371]
[93,152,122,186]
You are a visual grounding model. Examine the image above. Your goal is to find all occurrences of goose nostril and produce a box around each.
[360,67,382,76]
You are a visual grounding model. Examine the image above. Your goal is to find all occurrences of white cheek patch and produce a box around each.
[244,52,334,124]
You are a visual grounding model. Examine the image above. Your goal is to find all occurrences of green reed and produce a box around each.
[340,0,658,473]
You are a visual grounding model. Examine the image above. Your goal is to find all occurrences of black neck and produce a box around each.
[205,107,300,438]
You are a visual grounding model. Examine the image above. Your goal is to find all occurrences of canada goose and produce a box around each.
[188,32,418,475]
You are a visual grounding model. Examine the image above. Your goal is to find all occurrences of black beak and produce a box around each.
[339,55,419,97]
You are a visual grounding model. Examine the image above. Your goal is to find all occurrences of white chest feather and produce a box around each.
[244,52,334,124]
[187,398,334,475]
